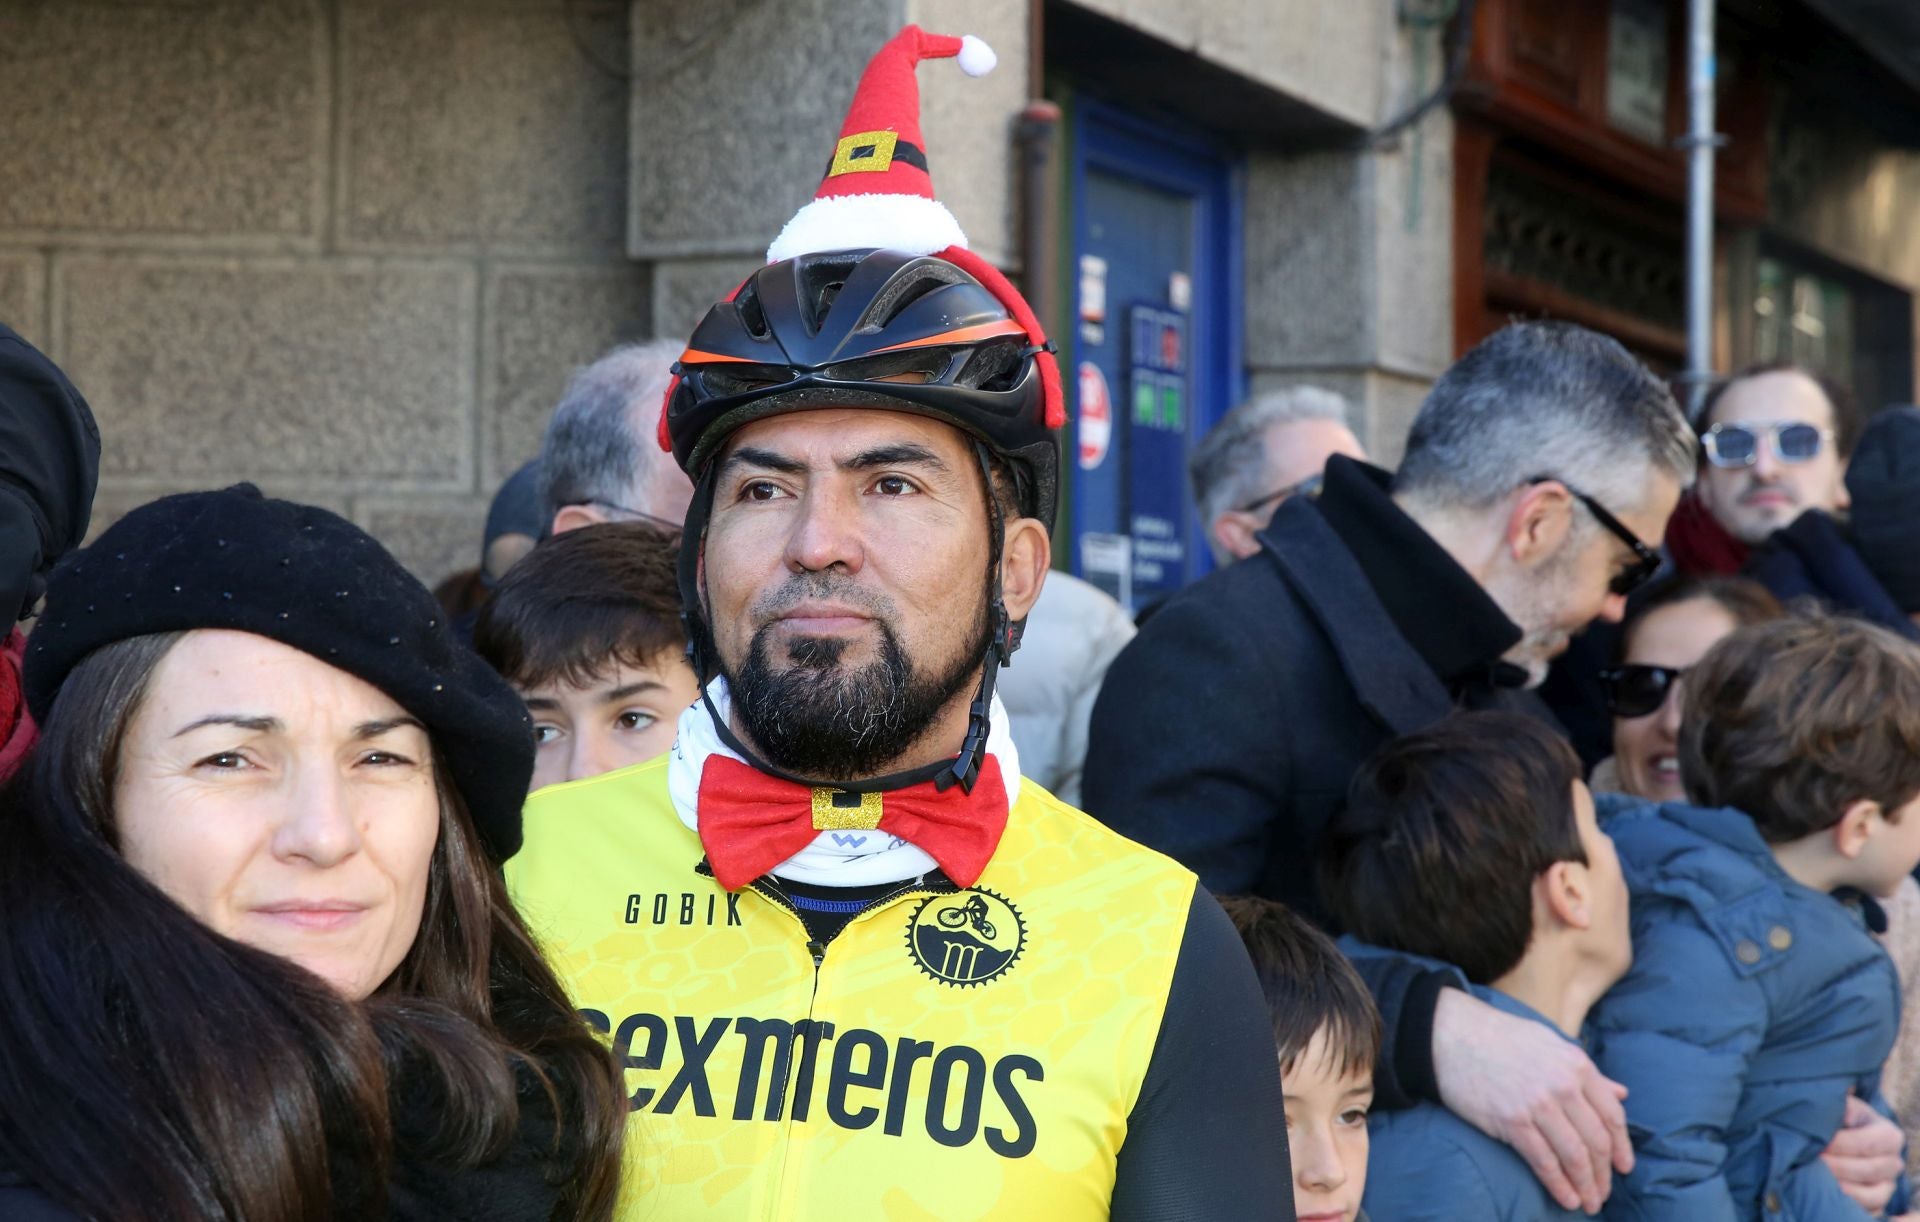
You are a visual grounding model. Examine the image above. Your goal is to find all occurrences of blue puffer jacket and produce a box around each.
[1589,797,1903,1221]
[1364,986,1588,1221]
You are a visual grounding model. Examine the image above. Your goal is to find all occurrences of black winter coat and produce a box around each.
[1082,458,1551,1107]
[1084,460,1542,924]
[1743,508,1920,640]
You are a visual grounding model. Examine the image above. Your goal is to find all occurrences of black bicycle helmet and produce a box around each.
[664,246,1061,529]
[664,244,1063,797]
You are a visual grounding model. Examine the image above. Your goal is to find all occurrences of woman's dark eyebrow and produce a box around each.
[172,714,279,738]
[353,716,427,740]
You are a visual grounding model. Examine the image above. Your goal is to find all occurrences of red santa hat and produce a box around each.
[766,25,997,263]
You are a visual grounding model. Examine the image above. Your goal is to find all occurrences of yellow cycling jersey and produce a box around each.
[506,756,1201,1221]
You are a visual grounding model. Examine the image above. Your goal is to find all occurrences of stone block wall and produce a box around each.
[0,0,647,583]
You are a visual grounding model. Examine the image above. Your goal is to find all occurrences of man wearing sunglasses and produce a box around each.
[539,339,697,536]
[1188,386,1367,565]
[1088,321,1695,1217]
[1672,364,1857,572]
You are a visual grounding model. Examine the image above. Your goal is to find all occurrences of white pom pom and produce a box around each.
[957,34,996,77]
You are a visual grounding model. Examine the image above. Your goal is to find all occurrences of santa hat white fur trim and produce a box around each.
[767,192,969,263]
[957,35,996,77]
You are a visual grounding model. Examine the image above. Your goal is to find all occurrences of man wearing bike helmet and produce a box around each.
[507,27,1290,1221]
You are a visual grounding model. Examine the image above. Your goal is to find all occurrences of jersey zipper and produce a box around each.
[696,860,956,1219]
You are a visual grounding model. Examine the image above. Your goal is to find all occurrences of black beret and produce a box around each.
[24,485,534,860]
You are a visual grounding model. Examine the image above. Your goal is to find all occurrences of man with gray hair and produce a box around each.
[1189,385,1365,564]
[1086,321,1694,1217]
[538,339,695,535]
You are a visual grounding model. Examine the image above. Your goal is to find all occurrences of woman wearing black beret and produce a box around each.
[0,485,624,1221]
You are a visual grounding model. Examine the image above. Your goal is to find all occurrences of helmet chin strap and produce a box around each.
[676,442,1014,797]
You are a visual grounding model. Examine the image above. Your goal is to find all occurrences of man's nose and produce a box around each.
[271,768,362,868]
[785,485,866,573]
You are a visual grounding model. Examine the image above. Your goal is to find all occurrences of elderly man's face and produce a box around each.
[699,409,1005,780]
[1213,418,1367,562]
[1696,371,1846,546]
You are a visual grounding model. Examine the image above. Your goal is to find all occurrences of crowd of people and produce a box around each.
[5,21,1920,1222]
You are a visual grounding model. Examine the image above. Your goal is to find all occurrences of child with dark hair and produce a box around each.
[1320,710,1629,1221]
[1589,613,1920,1220]
[473,521,700,791]
[1222,895,1381,1222]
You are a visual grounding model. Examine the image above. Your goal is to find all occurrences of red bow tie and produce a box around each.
[696,754,1010,892]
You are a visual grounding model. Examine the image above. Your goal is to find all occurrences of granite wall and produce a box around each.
[0,0,646,583]
[2,0,1457,582]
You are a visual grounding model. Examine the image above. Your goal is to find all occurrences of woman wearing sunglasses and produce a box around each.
[1594,574,1782,802]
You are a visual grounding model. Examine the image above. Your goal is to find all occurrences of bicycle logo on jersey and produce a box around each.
[905,888,1026,988]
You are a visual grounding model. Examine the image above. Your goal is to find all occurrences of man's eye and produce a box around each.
[533,724,562,745]
[743,480,782,502]
[616,710,657,731]
[874,476,914,496]
[1339,1107,1370,1127]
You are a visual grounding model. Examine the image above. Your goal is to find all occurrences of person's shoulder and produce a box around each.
[523,752,673,812]
[1012,780,1199,883]
[1369,1103,1564,1220]
[511,753,683,878]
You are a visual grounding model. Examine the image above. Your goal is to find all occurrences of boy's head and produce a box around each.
[1680,614,1920,895]
[1321,711,1631,1009]
[473,521,701,791]
[1221,895,1378,1222]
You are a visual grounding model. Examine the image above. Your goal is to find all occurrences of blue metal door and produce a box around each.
[1068,101,1242,611]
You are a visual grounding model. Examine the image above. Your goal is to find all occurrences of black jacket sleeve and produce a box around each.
[1110,887,1294,1222]
[1084,590,1290,896]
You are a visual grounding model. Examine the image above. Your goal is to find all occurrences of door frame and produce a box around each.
[1067,98,1245,587]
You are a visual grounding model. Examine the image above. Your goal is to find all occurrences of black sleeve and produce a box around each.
[1347,952,1458,1112]
[1110,887,1294,1222]
[1083,594,1289,896]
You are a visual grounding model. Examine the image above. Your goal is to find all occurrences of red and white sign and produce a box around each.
[1077,361,1112,470]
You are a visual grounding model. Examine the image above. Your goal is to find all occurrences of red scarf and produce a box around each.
[1665,492,1749,577]
[696,754,1009,891]
[0,629,33,782]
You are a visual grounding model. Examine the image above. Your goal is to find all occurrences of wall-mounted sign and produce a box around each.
[1606,0,1669,146]
[1078,254,1108,346]
[1080,532,1132,609]
[1076,361,1112,470]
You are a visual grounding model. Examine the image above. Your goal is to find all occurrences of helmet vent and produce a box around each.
[798,252,866,334]
[736,285,771,340]
[861,261,968,332]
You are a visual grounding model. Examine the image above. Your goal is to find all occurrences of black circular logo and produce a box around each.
[905,888,1026,988]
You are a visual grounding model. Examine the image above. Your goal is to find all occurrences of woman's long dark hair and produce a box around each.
[0,632,624,1220]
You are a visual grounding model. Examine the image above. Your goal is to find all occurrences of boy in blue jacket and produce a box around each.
[1588,613,1920,1220]
[1223,895,1382,1222]
[1319,710,1633,1221]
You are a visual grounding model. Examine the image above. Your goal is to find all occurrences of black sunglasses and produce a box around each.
[1599,664,1684,718]
[1526,476,1662,597]
[1237,473,1323,515]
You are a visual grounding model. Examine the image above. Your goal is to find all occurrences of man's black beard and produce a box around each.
[726,608,989,781]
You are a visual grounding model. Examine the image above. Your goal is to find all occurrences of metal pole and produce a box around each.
[1683,0,1718,419]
